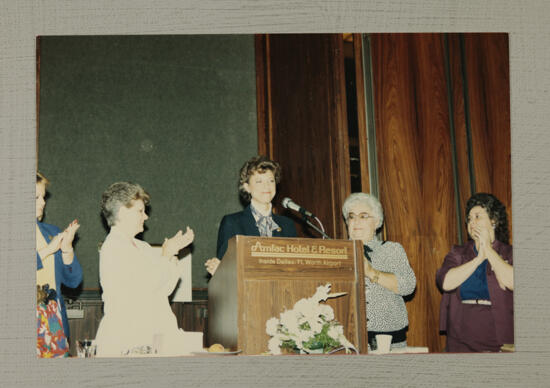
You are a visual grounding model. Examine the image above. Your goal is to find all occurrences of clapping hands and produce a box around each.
[162,226,194,258]
[470,224,493,257]
[42,233,64,258]
[60,219,80,253]
[39,219,80,264]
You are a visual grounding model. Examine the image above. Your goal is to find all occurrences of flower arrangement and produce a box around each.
[266,283,357,355]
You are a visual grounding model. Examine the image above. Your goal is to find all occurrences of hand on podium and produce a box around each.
[205,257,221,275]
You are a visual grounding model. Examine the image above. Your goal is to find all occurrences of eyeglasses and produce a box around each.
[348,212,375,221]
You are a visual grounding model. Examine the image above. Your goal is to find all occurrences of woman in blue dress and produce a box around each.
[36,172,83,356]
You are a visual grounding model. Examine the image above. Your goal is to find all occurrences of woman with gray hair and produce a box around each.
[343,193,416,351]
[94,181,202,356]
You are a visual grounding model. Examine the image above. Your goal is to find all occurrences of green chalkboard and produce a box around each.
[38,35,257,291]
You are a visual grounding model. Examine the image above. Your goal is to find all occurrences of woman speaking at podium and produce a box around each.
[205,156,297,275]
[342,193,416,351]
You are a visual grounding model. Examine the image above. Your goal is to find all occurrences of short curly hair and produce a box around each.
[342,192,384,229]
[465,192,509,244]
[101,181,150,227]
[238,156,281,202]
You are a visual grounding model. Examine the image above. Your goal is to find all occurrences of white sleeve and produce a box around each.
[138,241,183,296]
[99,238,142,300]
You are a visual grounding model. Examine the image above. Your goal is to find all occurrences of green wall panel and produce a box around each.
[38,35,257,291]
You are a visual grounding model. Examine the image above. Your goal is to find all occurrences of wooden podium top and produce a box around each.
[223,235,361,280]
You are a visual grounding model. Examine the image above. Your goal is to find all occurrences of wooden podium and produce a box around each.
[207,236,367,355]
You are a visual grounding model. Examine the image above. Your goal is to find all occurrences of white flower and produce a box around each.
[294,298,316,314]
[265,317,279,336]
[311,283,331,302]
[328,324,343,339]
[265,283,358,354]
[280,310,300,334]
[296,328,312,344]
[318,304,334,321]
[268,337,282,355]
[308,319,323,333]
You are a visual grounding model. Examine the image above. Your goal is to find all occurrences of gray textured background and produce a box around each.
[1,1,549,387]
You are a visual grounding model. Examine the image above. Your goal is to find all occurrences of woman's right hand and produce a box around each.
[205,257,221,275]
[39,233,64,259]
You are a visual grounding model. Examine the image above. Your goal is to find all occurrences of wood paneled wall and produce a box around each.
[370,33,511,351]
[256,34,351,239]
[255,33,511,353]
[370,33,456,352]
[453,33,512,242]
[447,33,512,243]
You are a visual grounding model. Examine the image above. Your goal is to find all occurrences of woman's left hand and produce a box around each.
[162,226,195,257]
[471,224,493,253]
[472,224,513,290]
[60,219,80,253]
[364,256,399,293]
[364,259,376,280]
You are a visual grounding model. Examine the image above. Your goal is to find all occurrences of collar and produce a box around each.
[250,203,273,221]
[109,226,139,247]
[365,238,383,250]
[363,239,382,262]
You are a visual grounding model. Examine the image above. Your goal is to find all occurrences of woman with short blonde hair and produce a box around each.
[95,181,202,357]
[36,172,82,357]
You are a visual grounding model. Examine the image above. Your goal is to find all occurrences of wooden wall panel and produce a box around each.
[353,34,371,193]
[371,33,456,352]
[257,34,351,239]
[255,33,511,354]
[448,33,471,242]
[463,33,512,242]
[170,301,208,347]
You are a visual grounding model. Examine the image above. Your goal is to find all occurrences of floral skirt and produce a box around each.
[37,300,69,358]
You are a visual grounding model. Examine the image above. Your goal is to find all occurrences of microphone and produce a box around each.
[282,197,315,218]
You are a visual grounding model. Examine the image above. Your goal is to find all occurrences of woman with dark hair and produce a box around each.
[205,155,297,275]
[36,172,82,357]
[94,181,202,356]
[437,193,513,352]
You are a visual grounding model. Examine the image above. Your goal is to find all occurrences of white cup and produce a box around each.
[375,334,392,354]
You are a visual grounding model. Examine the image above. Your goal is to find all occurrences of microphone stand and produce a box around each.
[302,214,331,239]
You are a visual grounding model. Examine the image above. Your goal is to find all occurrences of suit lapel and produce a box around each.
[241,205,260,236]
[272,215,284,237]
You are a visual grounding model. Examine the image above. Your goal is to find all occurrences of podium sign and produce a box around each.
[208,236,367,355]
